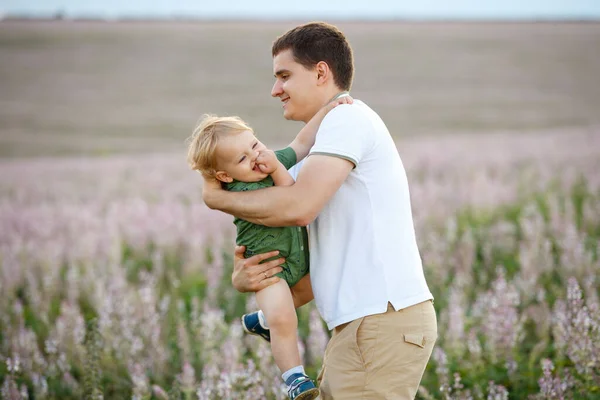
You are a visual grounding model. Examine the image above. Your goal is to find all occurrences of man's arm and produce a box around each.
[203,154,354,227]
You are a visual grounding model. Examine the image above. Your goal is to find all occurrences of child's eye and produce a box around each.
[252,142,258,149]
[239,156,246,163]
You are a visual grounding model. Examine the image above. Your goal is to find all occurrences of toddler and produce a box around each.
[186,95,351,400]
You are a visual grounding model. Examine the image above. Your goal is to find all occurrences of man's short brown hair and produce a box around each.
[272,22,354,91]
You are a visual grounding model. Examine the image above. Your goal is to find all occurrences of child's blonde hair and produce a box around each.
[187,114,253,178]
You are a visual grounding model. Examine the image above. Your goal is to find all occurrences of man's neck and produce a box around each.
[301,89,350,123]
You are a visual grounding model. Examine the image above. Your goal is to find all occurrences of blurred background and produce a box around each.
[1,1,600,156]
[1,1,599,399]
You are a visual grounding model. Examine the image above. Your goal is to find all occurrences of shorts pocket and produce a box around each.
[329,318,366,372]
[353,318,367,368]
[403,333,426,348]
[357,314,379,370]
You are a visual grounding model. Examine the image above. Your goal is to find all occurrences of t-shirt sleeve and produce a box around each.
[308,105,373,167]
[275,147,297,170]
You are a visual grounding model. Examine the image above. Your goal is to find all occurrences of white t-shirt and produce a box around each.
[297,100,433,330]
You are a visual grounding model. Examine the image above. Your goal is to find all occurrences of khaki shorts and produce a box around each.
[317,300,437,399]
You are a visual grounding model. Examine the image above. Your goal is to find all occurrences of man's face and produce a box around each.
[271,49,321,123]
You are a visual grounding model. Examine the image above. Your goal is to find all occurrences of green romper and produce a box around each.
[225,147,310,287]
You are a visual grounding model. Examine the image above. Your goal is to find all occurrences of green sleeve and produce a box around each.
[226,177,274,192]
[275,147,297,170]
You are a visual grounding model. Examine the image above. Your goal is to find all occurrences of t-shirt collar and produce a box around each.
[328,91,350,102]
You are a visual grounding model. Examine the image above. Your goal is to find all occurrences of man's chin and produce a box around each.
[283,109,301,121]
[282,109,293,120]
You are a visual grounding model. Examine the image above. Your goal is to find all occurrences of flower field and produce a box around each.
[1,127,599,399]
[2,19,600,400]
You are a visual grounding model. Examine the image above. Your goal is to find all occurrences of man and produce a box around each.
[203,22,437,399]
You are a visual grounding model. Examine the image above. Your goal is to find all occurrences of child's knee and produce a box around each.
[267,308,298,329]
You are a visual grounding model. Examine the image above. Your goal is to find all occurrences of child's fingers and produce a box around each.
[256,152,273,166]
[336,95,353,105]
[327,95,353,111]
[258,149,275,158]
[258,163,270,173]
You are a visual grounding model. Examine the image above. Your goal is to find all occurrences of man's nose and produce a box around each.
[271,80,282,97]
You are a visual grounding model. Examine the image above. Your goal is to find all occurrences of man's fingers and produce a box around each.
[248,250,280,265]
[258,276,281,290]
[260,264,284,277]
[234,245,246,258]
[201,176,223,207]
[259,258,285,273]
[202,176,222,190]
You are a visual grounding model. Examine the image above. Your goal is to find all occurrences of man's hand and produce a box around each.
[232,245,285,292]
[255,149,279,174]
[202,175,223,209]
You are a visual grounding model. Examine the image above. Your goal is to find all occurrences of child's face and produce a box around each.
[214,130,269,183]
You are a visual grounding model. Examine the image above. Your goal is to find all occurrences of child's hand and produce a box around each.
[323,94,354,113]
[255,149,279,174]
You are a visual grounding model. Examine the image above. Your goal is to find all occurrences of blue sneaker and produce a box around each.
[241,311,271,342]
[286,373,320,400]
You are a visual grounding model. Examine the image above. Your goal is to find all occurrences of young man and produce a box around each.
[202,22,437,399]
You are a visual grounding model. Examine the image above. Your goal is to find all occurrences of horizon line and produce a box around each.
[3,14,600,23]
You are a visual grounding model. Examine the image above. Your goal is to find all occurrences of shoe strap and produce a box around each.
[288,375,311,395]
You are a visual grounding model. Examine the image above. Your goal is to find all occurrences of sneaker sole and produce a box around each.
[240,314,270,342]
[294,388,320,400]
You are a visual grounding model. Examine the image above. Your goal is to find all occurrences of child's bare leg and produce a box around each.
[290,274,314,309]
[256,280,301,373]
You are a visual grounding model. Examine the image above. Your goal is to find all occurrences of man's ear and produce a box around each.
[316,61,330,85]
[215,171,233,183]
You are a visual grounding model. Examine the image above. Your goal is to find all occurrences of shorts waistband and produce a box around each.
[334,300,434,334]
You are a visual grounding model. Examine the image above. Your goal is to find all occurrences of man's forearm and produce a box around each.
[204,154,352,228]
[206,184,305,227]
